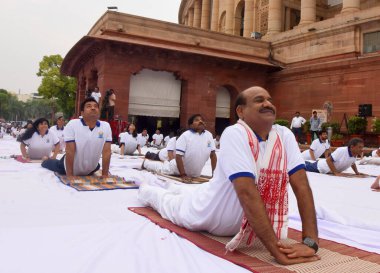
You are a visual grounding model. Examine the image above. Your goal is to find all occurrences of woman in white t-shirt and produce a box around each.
[119,123,142,156]
[19,118,60,160]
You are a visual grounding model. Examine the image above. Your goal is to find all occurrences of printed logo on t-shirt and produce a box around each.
[98,131,104,139]
[46,139,50,143]
[207,140,211,148]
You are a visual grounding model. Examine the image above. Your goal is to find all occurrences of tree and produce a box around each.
[36,55,77,117]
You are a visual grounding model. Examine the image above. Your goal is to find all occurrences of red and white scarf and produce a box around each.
[226,120,289,252]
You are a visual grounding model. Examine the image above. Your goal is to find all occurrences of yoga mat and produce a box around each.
[129,207,380,273]
[55,171,138,191]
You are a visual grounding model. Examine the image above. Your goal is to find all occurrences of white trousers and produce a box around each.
[143,159,179,175]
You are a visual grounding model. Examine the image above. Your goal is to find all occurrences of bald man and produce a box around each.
[138,87,319,265]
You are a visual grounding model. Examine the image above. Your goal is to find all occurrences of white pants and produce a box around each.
[143,159,179,175]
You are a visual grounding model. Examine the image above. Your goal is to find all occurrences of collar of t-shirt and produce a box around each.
[36,129,49,136]
[80,118,100,130]
[56,125,64,131]
[189,128,205,134]
[347,147,353,157]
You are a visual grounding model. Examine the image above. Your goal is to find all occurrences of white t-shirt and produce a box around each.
[120,133,139,155]
[91,92,101,103]
[372,149,380,157]
[152,134,164,146]
[175,129,216,177]
[22,130,59,159]
[317,147,356,174]
[158,137,176,161]
[290,116,306,129]
[164,135,170,146]
[50,125,65,151]
[64,119,112,176]
[164,124,305,236]
[302,139,330,160]
[137,133,149,147]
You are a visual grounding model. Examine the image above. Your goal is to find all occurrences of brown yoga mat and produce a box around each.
[129,207,380,273]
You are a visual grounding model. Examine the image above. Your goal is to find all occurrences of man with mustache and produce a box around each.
[139,87,319,265]
[142,114,217,182]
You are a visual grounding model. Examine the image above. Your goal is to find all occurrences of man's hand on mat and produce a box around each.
[181,175,192,183]
[277,242,319,259]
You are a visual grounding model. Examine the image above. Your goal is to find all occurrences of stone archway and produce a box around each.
[219,11,226,32]
[234,0,245,36]
[215,85,236,135]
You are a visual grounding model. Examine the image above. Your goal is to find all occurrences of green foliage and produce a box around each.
[331,133,344,140]
[0,89,24,120]
[321,122,340,134]
[37,55,77,117]
[274,119,290,128]
[347,116,367,134]
[372,118,380,133]
[303,120,310,133]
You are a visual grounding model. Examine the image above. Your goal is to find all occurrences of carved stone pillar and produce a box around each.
[267,0,282,35]
[194,0,202,28]
[299,0,316,26]
[341,0,361,13]
[225,0,234,34]
[243,0,254,37]
[211,0,219,31]
[188,8,194,27]
[201,0,211,29]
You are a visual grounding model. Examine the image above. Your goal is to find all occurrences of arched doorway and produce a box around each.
[215,86,231,136]
[219,11,226,32]
[129,69,181,138]
[234,0,245,36]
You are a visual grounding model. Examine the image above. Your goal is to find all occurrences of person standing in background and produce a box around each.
[91,86,101,104]
[108,89,116,121]
[290,112,306,143]
[309,111,321,141]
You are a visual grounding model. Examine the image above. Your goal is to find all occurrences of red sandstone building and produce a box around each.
[61,1,380,136]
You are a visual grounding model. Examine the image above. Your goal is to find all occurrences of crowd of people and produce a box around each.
[1,86,380,266]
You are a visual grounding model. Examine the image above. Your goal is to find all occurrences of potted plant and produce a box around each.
[372,117,380,145]
[274,119,290,128]
[347,116,367,137]
[302,120,311,144]
[331,133,344,147]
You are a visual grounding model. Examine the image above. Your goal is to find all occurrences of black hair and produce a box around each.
[313,111,317,114]
[295,111,300,114]
[176,128,187,139]
[24,120,33,129]
[127,123,138,138]
[348,138,364,147]
[318,130,327,136]
[21,118,50,142]
[234,92,247,121]
[80,97,98,111]
[188,114,203,126]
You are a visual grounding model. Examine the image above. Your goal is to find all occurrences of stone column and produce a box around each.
[243,0,254,37]
[225,0,234,34]
[284,7,291,31]
[299,0,316,26]
[267,0,282,35]
[201,0,211,29]
[211,0,219,31]
[341,0,361,13]
[188,8,194,27]
[193,0,202,28]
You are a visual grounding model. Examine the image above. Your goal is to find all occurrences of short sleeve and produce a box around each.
[219,126,257,182]
[23,133,33,146]
[175,132,187,156]
[64,121,76,142]
[330,147,345,162]
[309,139,318,151]
[104,123,112,142]
[207,131,216,151]
[49,130,60,145]
[166,137,176,151]
[281,126,305,175]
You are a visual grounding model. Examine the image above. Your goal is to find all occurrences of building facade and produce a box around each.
[62,0,380,135]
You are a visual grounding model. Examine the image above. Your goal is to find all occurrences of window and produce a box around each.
[363,31,380,53]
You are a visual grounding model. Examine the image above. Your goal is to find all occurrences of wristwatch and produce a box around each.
[302,237,319,253]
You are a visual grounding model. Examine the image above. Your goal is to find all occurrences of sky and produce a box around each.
[0,0,181,94]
